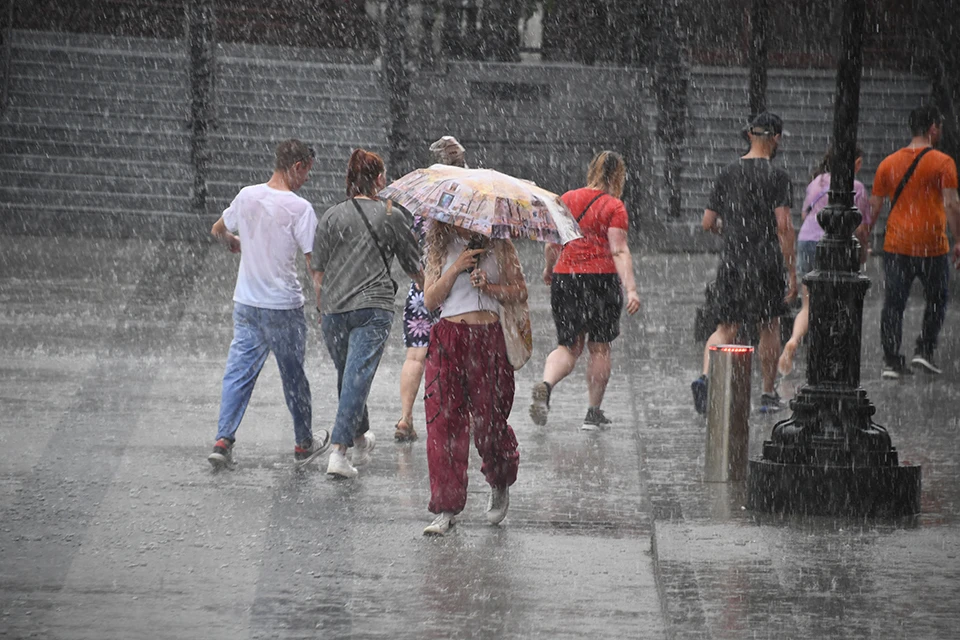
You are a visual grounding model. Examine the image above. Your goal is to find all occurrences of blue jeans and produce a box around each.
[880,253,949,364]
[216,303,312,445]
[321,308,394,447]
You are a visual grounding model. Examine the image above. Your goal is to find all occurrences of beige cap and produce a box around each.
[429,136,466,167]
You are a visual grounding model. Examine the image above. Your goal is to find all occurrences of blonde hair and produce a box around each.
[586,150,626,198]
[424,222,525,288]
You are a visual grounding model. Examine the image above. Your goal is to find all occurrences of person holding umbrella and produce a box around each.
[312,149,422,479]
[529,151,641,431]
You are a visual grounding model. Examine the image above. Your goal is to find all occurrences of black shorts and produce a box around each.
[551,273,623,346]
[709,256,787,325]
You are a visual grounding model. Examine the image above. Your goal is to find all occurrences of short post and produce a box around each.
[704,345,754,482]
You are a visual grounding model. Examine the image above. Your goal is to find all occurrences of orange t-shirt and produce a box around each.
[872,147,958,257]
[553,188,629,274]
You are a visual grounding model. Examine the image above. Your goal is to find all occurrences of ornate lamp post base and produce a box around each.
[747,459,921,517]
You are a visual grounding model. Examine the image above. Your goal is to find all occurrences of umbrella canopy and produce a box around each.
[380,164,582,245]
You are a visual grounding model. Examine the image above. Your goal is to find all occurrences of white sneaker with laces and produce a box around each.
[423,512,456,536]
[351,432,376,467]
[486,486,510,525]
[326,449,358,479]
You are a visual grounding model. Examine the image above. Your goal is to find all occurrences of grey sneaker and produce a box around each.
[294,430,331,468]
[911,353,942,375]
[326,449,358,479]
[423,512,456,536]
[351,432,376,467]
[486,486,510,525]
[581,407,612,431]
[882,357,914,379]
[759,392,782,414]
[207,438,234,470]
[529,382,550,426]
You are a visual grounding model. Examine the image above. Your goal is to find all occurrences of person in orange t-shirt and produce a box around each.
[869,105,960,378]
[529,151,641,431]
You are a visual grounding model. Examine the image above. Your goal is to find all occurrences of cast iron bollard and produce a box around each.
[704,345,753,482]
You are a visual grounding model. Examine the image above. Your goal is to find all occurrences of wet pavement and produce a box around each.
[1,235,959,639]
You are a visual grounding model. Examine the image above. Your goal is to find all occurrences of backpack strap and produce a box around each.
[890,147,933,213]
[350,198,399,295]
[576,193,606,223]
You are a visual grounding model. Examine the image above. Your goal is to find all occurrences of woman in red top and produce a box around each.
[529,151,641,430]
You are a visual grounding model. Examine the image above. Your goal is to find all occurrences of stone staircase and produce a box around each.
[0,30,193,235]
[205,41,387,217]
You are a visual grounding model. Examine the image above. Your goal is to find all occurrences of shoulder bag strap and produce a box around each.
[350,198,398,293]
[576,193,606,223]
[890,147,933,213]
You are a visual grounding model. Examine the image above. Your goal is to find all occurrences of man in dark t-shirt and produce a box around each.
[691,112,797,414]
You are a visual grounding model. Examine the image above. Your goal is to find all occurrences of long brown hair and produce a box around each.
[346,148,385,198]
[813,145,863,180]
[424,222,524,287]
[586,150,626,198]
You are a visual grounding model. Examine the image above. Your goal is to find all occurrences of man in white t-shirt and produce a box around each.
[207,139,330,469]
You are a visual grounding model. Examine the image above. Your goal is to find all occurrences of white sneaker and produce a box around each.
[529,382,550,426]
[423,512,456,536]
[351,432,376,467]
[326,449,358,479]
[486,486,510,525]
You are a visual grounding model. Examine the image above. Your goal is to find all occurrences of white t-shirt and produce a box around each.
[222,184,317,310]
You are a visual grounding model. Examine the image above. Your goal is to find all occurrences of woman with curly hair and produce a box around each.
[420,220,528,535]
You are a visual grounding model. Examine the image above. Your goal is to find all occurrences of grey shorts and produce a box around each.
[796,240,818,278]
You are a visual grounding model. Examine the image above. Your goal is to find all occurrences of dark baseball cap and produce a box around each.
[745,111,785,136]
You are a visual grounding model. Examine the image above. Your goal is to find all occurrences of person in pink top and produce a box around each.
[778,147,873,374]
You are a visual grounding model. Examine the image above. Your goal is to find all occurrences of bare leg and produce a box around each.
[399,346,428,426]
[778,285,809,375]
[758,319,781,394]
[701,323,740,375]
[542,335,585,387]
[586,341,611,407]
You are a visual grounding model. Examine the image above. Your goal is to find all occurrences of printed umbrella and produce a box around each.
[379,164,582,245]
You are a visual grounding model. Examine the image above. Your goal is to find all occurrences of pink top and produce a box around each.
[797,173,872,242]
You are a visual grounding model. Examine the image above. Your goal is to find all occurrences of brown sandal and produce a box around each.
[394,418,418,442]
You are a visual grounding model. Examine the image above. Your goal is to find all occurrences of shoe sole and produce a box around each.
[294,431,332,468]
[911,358,942,374]
[881,370,900,379]
[207,452,232,469]
[529,383,549,426]
[423,517,455,536]
[580,423,600,431]
[352,435,376,467]
[327,468,358,479]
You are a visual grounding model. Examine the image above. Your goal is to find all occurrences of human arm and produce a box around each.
[775,205,797,303]
[211,217,241,253]
[390,204,425,288]
[471,242,528,304]
[867,195,884,234]
[423,248,486,311]
[944,187,960,268]
[312,269,324,316]
[606,227,640,315]
[542,243,562,285]
[702,209,722,234]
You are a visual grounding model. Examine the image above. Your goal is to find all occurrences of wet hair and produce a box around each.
[909,105,942,136]
[346,148,385,198]
[585,150,626,198]
[275,139,314,171]
[423,221,524,292]
[813,145,863,179]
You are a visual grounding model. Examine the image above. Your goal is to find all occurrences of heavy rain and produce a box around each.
[1,1,959,638]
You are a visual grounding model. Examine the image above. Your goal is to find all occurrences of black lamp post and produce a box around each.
[747,0,921,517]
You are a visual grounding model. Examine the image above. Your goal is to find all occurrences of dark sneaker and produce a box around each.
[208,438,234,469]
[882,357,913,380]
[759,392,782,414]
[529,382,551,426]
[691,375,708,415]
[294,429,331,468]
[911,353,942,375]
[581,407,612,431]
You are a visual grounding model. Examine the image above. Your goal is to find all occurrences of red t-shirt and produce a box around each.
[553,188,629,274]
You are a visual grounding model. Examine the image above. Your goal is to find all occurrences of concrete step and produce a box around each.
[1,137,190,164]
[0,202,210,240]
[9,60,186,86]
[0,154,192,181]
[216,79,380,100]
[213,121,385,143]
[216,41,379,66]
[7,93,190,118]
[2,123,190,148]
[216,69,378,91]
[216,105,387,129]
[6,110,190,133]
[0,169,192,197]
[11,42,186,73]
[214,91,387,113]
[0,186,191,212]
[9,77,188,102]
[12,29,186,56]
[210,134,387,154]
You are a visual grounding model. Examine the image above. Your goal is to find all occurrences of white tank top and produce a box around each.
[439,236,501,319]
